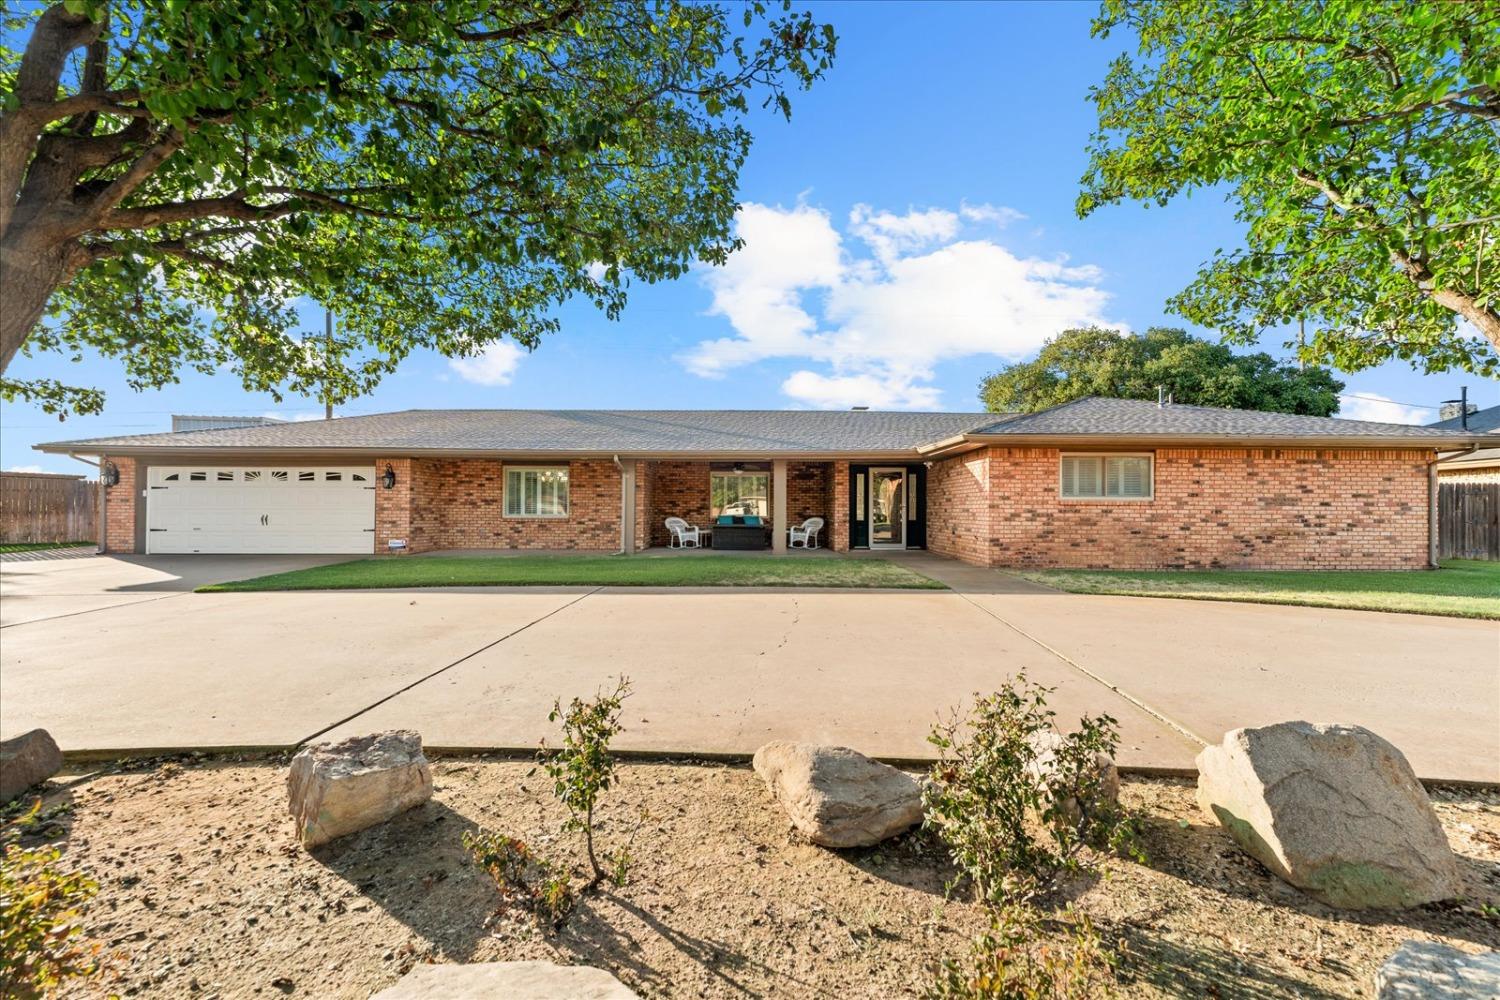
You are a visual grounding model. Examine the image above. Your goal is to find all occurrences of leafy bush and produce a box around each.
[923,674,1136,904]
[461,830,574,927]
[0,831,102,999]
[928,902,1117,1000]
[540,676,631,890]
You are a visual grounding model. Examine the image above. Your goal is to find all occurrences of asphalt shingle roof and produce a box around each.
[36,409,1001,456]
[36,398,1489,457]
[1430,404,1500,433]
[966,396,1476,440]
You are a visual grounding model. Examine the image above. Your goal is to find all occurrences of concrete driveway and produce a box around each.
[2,551,1495,782]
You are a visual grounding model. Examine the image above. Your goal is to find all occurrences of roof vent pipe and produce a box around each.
[1157,387,1171,407]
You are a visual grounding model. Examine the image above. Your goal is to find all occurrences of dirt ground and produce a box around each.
[16,756,1500,999]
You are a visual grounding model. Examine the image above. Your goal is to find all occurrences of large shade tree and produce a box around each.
[1080,0,1499,377]
[0,0,835,414]
[978,326,1345,415]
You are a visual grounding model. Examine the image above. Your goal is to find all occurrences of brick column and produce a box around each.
[772,459,787,553]
[374,458,414,554]
[102,455,137,553]
[830,462,849,552]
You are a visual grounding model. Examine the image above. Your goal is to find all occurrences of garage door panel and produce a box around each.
[147,467,375,554]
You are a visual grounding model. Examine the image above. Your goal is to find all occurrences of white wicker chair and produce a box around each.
[788,516,824,549]
[664,516,702,548]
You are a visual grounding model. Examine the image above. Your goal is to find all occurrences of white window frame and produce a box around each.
[503,465,571,519]
[1059,452,1154,501]
[709,470,770,519]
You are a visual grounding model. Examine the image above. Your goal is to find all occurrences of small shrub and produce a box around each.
[540,676,631,890]
[923,673,1136,904]
[461,830,574,927]
[928,902,1117,1000]
[0,832,103,999]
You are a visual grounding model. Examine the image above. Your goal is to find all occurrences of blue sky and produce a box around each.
[3,1,1491,474]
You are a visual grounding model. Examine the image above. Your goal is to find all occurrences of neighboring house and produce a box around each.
[170,414,284,433]
[1430,404,1500,484]
[34,397,1495,570]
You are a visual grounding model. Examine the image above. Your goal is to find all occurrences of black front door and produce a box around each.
[849,463,925,549]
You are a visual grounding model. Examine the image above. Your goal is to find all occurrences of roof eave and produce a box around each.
[35,444,939,461]
[956,432,1494,449]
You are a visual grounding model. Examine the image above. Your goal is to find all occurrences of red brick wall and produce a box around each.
[926,452,991,565]
[927,446,1433,570]
[101,455,137,553]
[830,463,850,553]
[378,458,621,553]
[787,461,832,530]
[648,461,712,547]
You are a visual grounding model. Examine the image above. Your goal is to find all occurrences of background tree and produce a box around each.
[1080,0,1499,377]
[0,1,835,414]
[978,327,1345,415]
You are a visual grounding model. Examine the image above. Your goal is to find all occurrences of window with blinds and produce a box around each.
[1059,454,1153,499]
[504,466,570,517]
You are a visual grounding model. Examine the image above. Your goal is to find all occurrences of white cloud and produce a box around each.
[449,341,525,387]
[848,204,960,264]
[781,371,943,410]
[683,200,1116,409]
[5,464,45,474]
[1338,393,1428,425]
[261,411,325,422]
[959,201,1026,227]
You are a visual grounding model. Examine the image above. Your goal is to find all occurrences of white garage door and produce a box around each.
[146,467,376,554]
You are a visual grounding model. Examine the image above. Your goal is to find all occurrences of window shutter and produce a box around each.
[1072,457,1102,497]
[505,470,522,516]
[1105,457,1150,498]
[1060,456,1079,496]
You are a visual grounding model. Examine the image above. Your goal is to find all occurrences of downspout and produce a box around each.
[66,452,103,554]
[613,454,630,555]
[1430,445,1478,569]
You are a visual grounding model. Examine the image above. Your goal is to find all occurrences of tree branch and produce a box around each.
[0,5,106,234]
[451,3,584,42]
[83,127,185,226]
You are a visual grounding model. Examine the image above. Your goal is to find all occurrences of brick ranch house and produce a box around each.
[36,397,1496,570]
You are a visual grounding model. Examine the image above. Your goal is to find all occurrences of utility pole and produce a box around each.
[1297,316,1306,370]
[324,310,334,421]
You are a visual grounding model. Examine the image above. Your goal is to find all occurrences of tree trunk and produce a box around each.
[1429,287,1500,356]
[0,233,80,373]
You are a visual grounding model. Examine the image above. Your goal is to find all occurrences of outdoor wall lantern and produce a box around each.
[101,461,120,487]
[381,464,397,490]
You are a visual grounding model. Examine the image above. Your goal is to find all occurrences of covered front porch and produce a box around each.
[631,459,928,554]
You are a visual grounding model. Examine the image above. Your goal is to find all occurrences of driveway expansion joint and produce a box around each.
[953,590,1211,751]
[295,587,603,747]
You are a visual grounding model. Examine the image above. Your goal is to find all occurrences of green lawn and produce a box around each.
[199,554,947,592]
[1014,559,1500,620]
[0,540,93,554]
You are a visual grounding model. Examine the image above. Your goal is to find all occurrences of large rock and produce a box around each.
[1,729,63,802]
[1025,731,1120,825]
[753,741,922,848]
[370,961,638,999]
[1376,940,1500,999]
[287,730,432,848]
[1196,722,1458,909]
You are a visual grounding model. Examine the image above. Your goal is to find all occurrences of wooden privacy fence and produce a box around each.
[1439,481,1500,561]
[0,471,98,544]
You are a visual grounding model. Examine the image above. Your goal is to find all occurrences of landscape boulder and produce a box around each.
[753,741,922,848]
[1375,940,1500,999]
[1,728,63,802]
[370,961,639,999]
[1025,730,1120,825]
[287,730,432,848]
[1196,721,1458,909]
